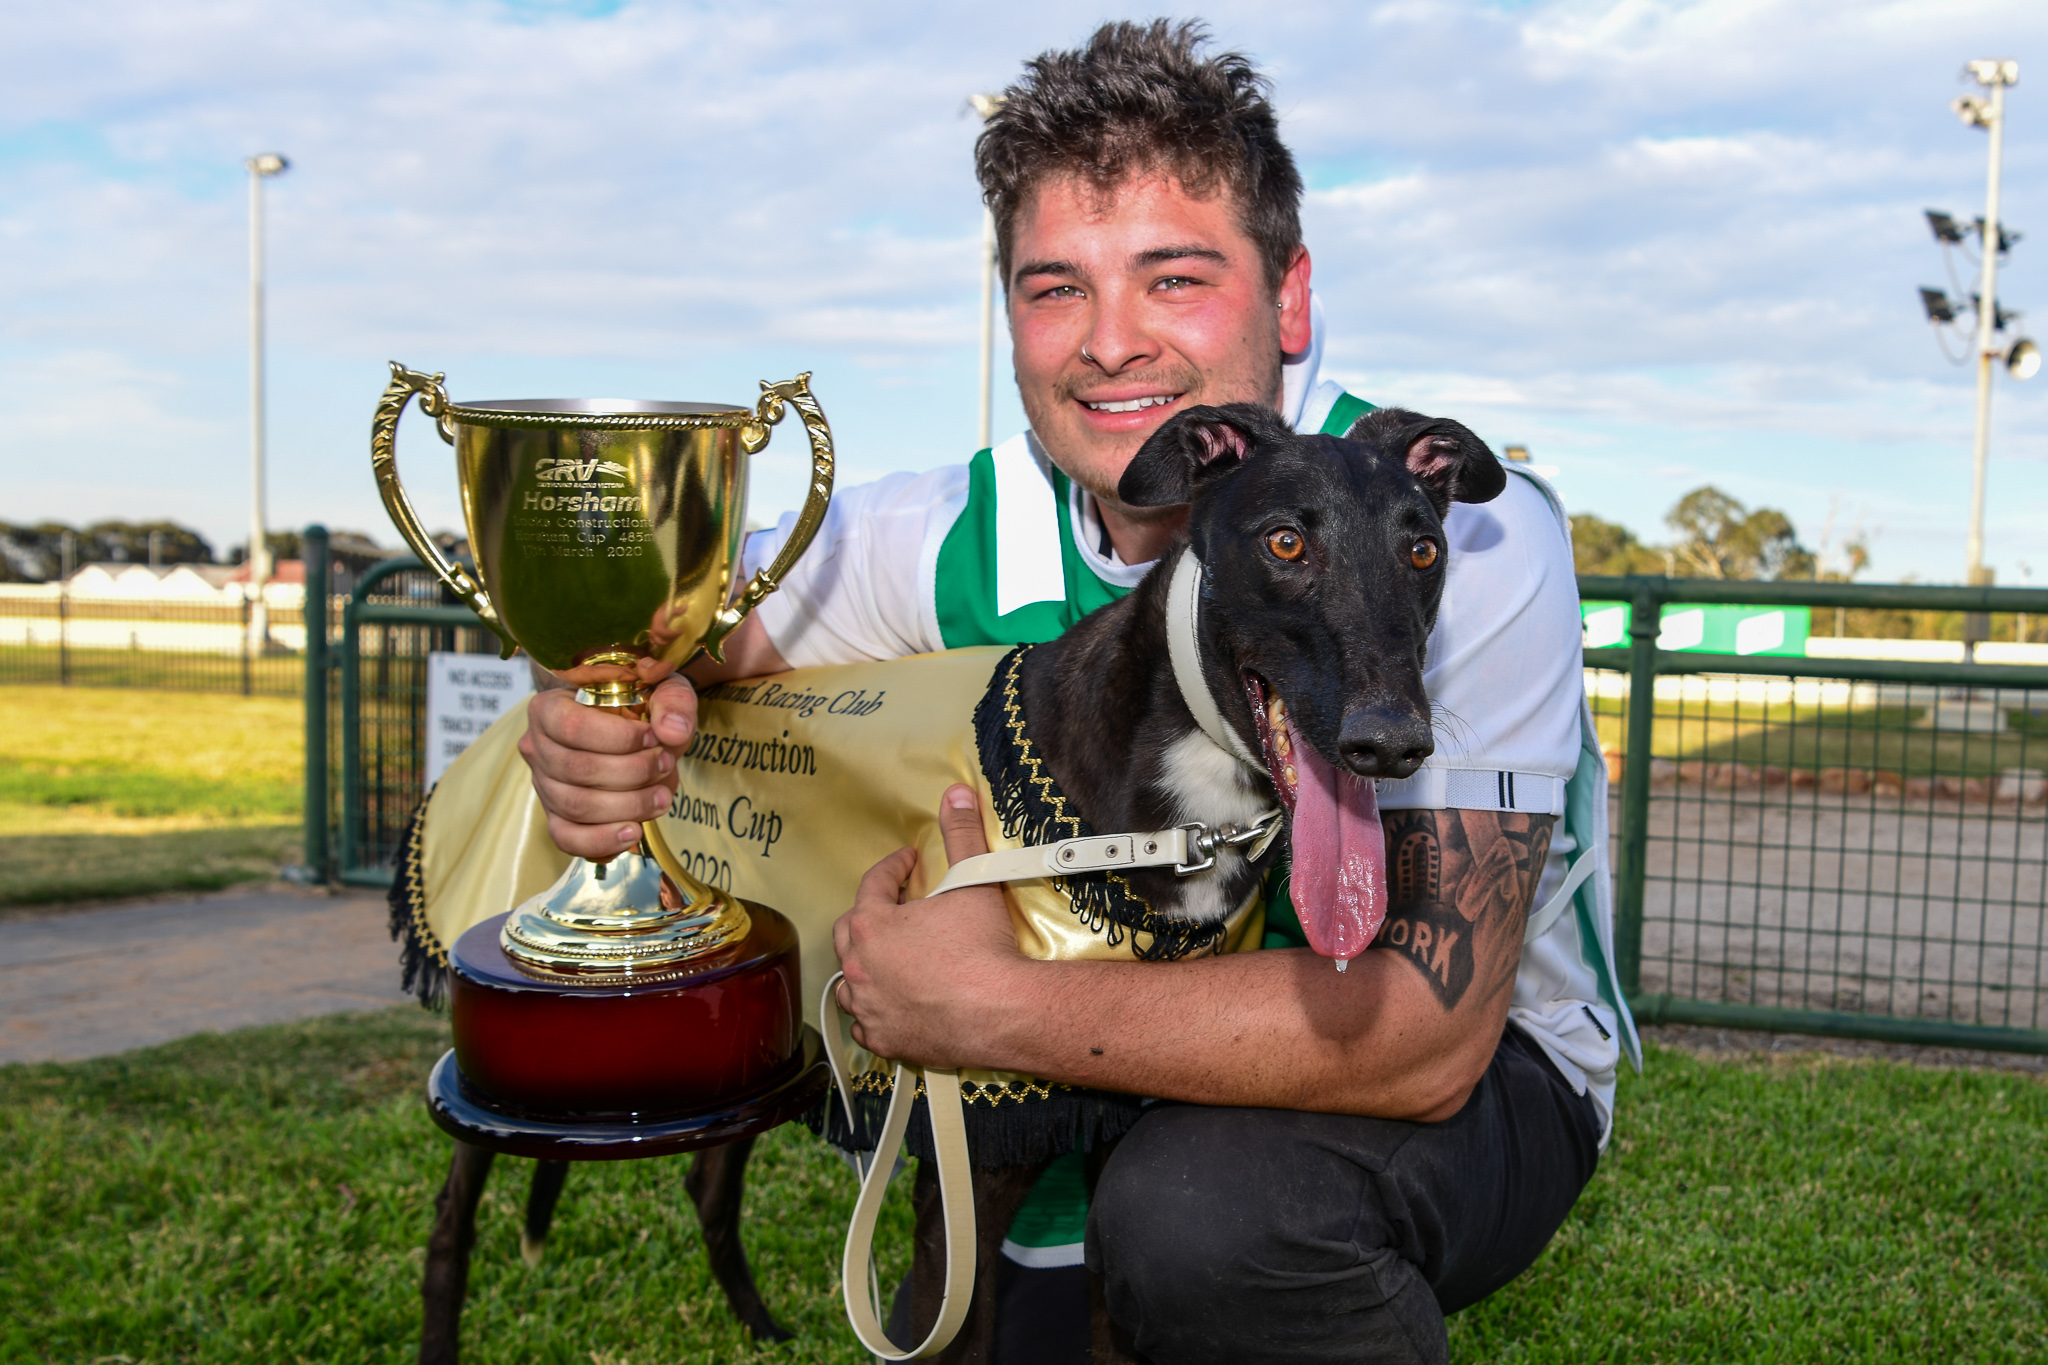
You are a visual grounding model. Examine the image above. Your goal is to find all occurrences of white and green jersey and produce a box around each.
[746,315,1636,1267]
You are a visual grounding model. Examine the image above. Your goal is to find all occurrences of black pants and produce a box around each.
[998,1025,1601,1364]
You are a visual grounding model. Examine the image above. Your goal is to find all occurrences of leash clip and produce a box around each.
[1173,807,1283,876]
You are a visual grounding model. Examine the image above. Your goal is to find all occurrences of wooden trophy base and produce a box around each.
[435,903,826,1158]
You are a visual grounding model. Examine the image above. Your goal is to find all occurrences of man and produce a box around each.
[519,20,1635,1364]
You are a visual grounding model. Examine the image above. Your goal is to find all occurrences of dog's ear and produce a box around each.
[1348,408,1507,514]
[1119,403,1293,507]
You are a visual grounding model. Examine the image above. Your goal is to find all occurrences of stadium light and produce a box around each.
[246,151,289,651]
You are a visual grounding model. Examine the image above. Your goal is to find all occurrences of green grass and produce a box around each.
[2,1011,2040,1363]
[0,687,305,904]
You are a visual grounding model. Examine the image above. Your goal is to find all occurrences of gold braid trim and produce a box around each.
[402,797,449,970]
[846,1068,1064,1108]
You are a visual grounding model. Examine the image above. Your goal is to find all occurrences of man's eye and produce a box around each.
[1153,276,1196,291]
[1267,528,1305,561]
[1041,285,1083,300]
[1410,538,1439,570]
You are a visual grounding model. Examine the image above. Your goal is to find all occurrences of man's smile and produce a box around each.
[1082,393,1183,413]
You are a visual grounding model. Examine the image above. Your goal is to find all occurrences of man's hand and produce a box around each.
[830,784,1026,1067]
[516,612,788,860]
[518,663,696,859]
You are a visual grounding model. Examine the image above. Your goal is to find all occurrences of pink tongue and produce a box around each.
[1286,718,1387,962]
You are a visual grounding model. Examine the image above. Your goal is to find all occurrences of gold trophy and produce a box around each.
[370,362,833,986]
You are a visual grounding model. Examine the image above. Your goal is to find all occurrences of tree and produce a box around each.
[81,520,215,567]
[1664,486,1814,581]
[1568,513,1666,577]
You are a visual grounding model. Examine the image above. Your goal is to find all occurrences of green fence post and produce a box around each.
[302,526,330,883]
[1614,577,1662,1003]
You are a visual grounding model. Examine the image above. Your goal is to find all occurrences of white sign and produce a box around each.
[425,652,535,790]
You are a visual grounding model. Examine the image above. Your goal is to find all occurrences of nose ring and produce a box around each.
[1080,343,1096,364]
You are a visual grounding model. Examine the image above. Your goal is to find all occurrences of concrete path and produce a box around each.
[0,884,415,1065]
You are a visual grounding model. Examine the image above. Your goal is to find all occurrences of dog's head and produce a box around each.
[1118,402,1505,958]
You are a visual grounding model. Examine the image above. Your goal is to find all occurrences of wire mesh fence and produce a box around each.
[0,591,315,695]
[1592,669,2047,1042]
[329,562,505,885]
[1585,576,2048,1051]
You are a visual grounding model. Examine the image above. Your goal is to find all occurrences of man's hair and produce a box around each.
[975,19,1304,292]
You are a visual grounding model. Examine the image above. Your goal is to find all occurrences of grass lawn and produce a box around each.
[0,686,303,905]
[2,1011,2041,1364]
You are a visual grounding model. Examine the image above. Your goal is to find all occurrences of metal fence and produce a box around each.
[1584,576,2048,1054]
[301,529,504,887]
[0,589,311,694]
[309,556,2048,1054]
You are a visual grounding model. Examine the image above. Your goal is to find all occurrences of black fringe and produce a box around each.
[386,796,449,1011]
[802,1082,1146,1168]
[975,645,1225,962]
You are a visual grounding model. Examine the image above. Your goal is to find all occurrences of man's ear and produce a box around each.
[1118,403,1293,507]
[1348,408,1507,514]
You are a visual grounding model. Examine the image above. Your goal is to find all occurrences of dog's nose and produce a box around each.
[1338,708,1434,781]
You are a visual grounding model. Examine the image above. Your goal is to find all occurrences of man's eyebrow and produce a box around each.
[1133,244,1228,269]
[1012,258,1079,287]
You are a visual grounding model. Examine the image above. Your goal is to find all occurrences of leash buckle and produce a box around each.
[1173,808,1284,877]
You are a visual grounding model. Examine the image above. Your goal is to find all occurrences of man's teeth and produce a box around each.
[1084,395,1178,413]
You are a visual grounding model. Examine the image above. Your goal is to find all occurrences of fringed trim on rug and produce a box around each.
[974,645,1226,962]
[803,1075,1146,1167]
[386,796,449,1010]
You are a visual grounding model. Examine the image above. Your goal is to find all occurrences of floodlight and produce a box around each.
[2010,338,2043,380]
[246,152,289,177]
[1926,209,1966,244]
[1919,288,1958,324]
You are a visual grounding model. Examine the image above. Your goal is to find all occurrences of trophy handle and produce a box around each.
[699,372,836,663]
[370,362,516,658]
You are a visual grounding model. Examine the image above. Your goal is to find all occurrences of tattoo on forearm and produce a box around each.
[1373,810,1553,1011]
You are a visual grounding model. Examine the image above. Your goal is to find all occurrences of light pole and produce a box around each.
[1955,61,2018,602]
[246,151,289,649]
[969,94,1004,452]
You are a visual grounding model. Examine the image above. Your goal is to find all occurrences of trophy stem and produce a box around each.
[499,657,751,983]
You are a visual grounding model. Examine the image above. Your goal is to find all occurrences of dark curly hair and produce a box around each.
[975,19,1304,293]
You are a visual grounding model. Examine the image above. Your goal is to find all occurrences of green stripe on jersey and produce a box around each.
[1320,391,1375,437]
[933,450,1132,650]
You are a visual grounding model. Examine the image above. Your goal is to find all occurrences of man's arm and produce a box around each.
[831,789,1553,1123]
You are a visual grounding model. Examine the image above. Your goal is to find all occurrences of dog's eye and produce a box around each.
[1409,538,1439,570]
[1266,528,1305,561]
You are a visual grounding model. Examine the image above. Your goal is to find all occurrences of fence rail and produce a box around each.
[305,557,2048,1055]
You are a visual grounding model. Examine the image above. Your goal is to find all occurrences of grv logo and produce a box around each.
[533,458,630,485]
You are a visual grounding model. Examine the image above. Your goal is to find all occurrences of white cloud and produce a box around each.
[0,0,2043,581]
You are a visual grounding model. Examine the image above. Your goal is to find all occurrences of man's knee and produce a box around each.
[1088,1105,1446,1365]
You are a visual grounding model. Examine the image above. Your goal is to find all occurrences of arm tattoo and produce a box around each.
[1372,810,1553,1011]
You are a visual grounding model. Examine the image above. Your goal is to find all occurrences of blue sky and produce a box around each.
[2,0,2042,583]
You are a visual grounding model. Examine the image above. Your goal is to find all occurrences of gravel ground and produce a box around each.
[0,882,413,1064]
[1632,787,2047,1033]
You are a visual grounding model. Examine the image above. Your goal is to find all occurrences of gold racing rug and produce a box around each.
[391,645,1264,1163]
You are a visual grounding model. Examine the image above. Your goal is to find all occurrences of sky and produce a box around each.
[2,0,2043,585]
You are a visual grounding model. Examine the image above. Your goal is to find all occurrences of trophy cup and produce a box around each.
[371,361,833,1150]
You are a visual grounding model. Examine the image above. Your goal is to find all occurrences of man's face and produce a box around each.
[1007,171,1313,514]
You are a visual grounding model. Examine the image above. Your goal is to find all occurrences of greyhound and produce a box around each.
[418,401,1504,1363]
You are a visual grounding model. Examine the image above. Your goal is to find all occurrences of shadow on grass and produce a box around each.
[2,1011,2041,1363]
[0,821,301,906]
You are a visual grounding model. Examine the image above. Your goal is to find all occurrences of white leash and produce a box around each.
[822,803,1278,1360]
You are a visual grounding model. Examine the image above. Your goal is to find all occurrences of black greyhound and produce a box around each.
[418,402,1504,1362]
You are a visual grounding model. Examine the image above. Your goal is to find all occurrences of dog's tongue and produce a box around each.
[1286,718,1387,964]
